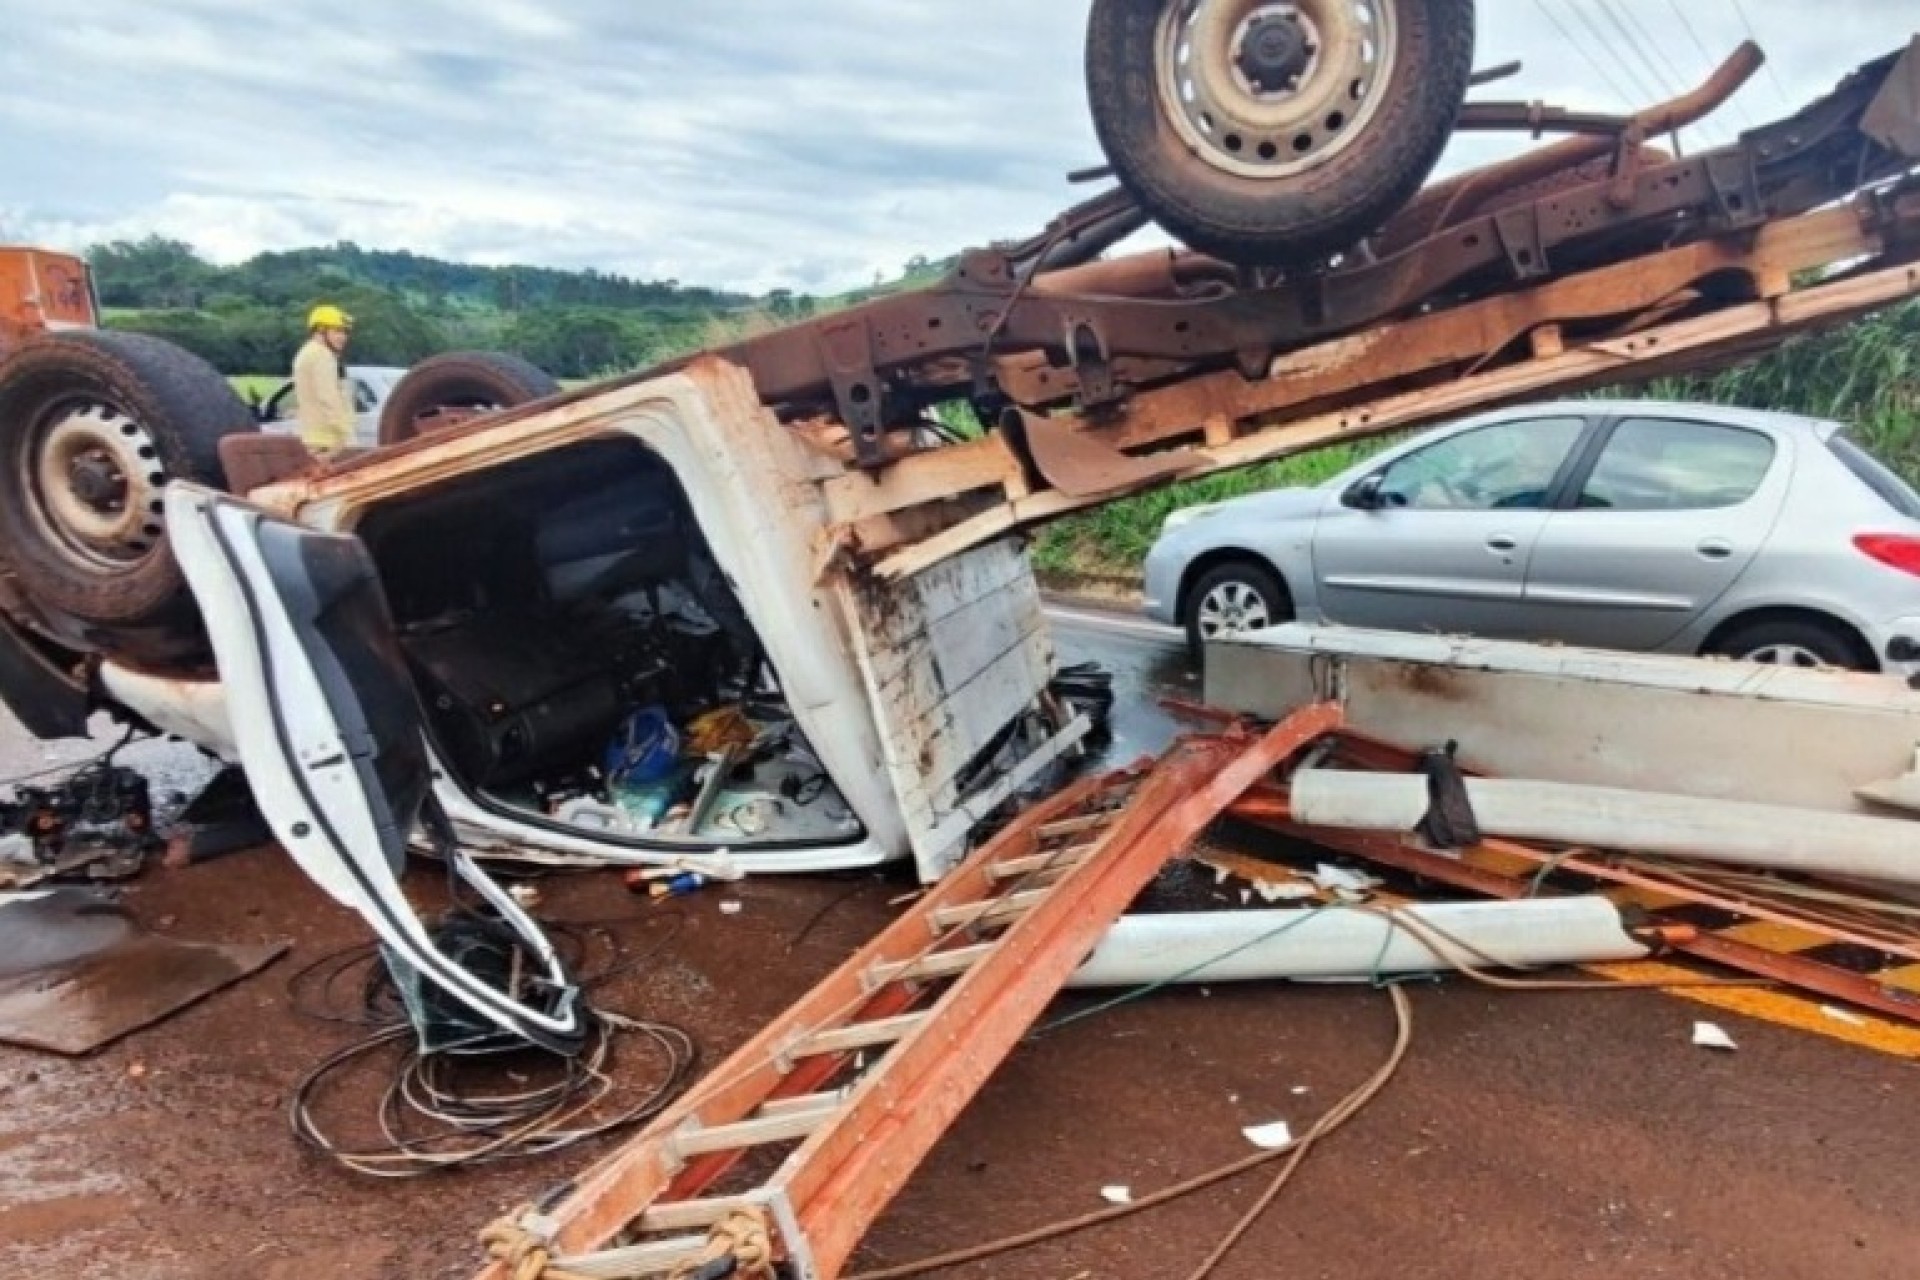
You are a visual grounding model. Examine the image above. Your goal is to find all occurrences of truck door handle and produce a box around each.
[1697,539,1734,560]
[1486,534,1518,553]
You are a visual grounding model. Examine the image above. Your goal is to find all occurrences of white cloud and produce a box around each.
[0,1,1909,292]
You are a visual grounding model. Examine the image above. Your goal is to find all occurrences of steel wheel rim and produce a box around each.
[1197,579,1274,637]
[25,398,169,571]
[1155,0,1399,180]
[1743,643,1830,669]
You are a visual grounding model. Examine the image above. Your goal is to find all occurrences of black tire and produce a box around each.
[1706,616,1876,672]
[1086,0,1476,264]
[1183,559,1293,663]
[0,330,256,644]
[378,351,560,447]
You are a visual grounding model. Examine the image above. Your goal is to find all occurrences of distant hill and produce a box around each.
[91,235,947,381]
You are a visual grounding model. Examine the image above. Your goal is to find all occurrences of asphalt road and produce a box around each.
[3,602,1918,1279]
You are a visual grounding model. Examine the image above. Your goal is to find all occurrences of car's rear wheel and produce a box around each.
[1707,617,1875,672]
[1184,559,1293,661]
[1085,0,1475,264]
[377,351,560,447]
[0,330,256,658]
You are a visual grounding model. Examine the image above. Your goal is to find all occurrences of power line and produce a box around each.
[1615,2,1693,99]
[1567,1,1662,108]
[1664,0,1759,132]
[1600,0,1683,99]
[1528,0,1638,109]
[1728,0,1794,109]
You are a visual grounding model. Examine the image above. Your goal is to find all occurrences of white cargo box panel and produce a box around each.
[836,536,1078,880]
[1207,624,1920,815]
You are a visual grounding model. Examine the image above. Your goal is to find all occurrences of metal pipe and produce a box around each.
[1067,898,1649,987]
[1386,41,1766,245]
[1291,770,1920,888]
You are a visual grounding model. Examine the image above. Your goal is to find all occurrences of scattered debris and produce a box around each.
[1099,1185,1133,1205]
[1692,1021,1739,1052]
[1241,1120,1294,1150]
[719,899,743,916]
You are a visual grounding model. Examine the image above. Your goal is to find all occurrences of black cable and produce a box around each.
[285,907,701,1175]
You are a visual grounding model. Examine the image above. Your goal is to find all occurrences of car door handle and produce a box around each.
[1697,539,1734,560]
[1486,534,1518,553]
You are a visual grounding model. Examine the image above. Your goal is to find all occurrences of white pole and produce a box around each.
[1292,769,1920,885]
[1068,897,1647,987]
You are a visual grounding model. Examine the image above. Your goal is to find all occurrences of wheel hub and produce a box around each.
[27,400,170,570]
[1155,0,1398,181]
[1236,10,1313,92]
[68,450,129,510]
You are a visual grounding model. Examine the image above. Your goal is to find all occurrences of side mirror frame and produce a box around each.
[1345,473,1387,510]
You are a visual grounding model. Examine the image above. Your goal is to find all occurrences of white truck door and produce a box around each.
[164,482,584,1053]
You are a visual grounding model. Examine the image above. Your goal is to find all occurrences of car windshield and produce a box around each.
[1827,431,1920,519]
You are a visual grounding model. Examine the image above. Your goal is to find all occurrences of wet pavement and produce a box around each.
[1047,601,1194,765]
[2,605,1918,1278]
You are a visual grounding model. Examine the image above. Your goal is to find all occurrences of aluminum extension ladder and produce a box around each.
[474,704,1340,1280]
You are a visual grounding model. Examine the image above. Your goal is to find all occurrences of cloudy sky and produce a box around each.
[0,1,1907,294]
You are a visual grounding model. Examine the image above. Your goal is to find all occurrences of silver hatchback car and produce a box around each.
[1143,400,1920,670]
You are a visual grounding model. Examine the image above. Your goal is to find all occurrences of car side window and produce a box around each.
[1576,418,1775,511]
[1376,417,1586,511]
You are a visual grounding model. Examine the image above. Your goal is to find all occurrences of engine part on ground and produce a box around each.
[0,887,286,1055]
[0,760,160,891]
[1083,0,1477,264]
[376,350,560,448]
[0,329,257,662]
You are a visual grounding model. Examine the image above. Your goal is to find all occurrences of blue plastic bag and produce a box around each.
[604,706,680,785]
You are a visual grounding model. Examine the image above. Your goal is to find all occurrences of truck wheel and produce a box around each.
[1086,0,1475,264]
[377,351,560,447]
[0,330,256,632]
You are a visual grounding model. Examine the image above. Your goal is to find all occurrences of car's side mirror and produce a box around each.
[1345,473,1387,510]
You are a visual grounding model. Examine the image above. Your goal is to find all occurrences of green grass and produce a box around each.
[228,374,281,399]
[1029,440,1388,579]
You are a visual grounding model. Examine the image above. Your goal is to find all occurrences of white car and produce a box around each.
[256,364,406,449]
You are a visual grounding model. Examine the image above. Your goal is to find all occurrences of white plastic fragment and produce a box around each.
[1692,1021,1738,1051]
[1309,863,1380,899]
[1241,1120,1294,1150]
[1291,1085,1310,1096]
[719,900,744,916]
[1254,879,1317,903]
[1099,1185,1132,1205]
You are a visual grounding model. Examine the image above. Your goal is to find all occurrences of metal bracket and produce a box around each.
[1608,122,1648,209]
[813,317,887,470]
[1493,205,1549,280]
[1704,150,1765,230]
[1065,318,1118,408]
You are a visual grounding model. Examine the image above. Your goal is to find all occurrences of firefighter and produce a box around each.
[292,304,355,455]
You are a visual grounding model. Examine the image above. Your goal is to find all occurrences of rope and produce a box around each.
[669,1209,776,1280]
[479,1205,602,1280]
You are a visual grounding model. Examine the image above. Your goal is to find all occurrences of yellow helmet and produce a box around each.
[307,304,353,332]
